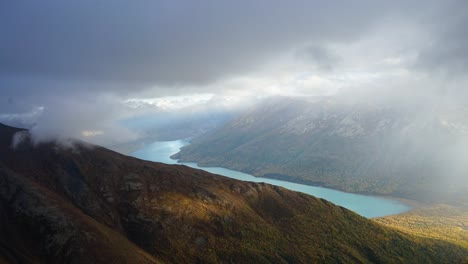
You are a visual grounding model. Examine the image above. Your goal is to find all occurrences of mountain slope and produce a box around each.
[0,123,467,263]
[173,97,468,202]
[374,204,468,249]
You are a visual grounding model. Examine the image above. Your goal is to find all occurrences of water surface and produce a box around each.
[132,140,410,218]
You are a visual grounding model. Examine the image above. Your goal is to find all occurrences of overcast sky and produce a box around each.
[1,0,467,145]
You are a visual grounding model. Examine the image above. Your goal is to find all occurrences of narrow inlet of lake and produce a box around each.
[131,140,410,218]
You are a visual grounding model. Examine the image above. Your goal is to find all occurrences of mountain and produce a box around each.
[0,123,467,263]
[173,97,468,203]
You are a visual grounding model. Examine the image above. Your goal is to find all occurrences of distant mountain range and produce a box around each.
[1,123,467,263]
[173,97,468,203]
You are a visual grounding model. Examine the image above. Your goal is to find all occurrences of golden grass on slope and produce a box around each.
[374,204,468,249]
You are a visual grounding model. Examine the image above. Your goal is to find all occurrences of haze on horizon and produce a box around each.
[1,0,467,148]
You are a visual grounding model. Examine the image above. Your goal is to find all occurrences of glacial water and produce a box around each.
[131,140,410,218]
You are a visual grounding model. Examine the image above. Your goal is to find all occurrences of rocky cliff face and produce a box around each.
[174,97,468,202]
[0,123,466,263]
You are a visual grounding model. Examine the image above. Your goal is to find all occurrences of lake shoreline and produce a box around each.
[175,157,421,215]
[132,140,412,218]
[176,157,428,204]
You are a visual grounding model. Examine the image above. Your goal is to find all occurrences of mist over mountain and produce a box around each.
[110,102,240,154]
[174,97,468,203]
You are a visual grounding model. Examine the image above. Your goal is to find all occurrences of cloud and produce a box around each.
[295,44,340,71]
[2,93,140,146]
[0,0,402,87]
[413,1,468,75]
[0,106,44,128]
[0,0,467,147]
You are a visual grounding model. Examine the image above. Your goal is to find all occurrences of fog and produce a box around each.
[0,1,467,197]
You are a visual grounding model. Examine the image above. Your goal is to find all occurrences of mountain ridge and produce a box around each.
[0,123,467,263]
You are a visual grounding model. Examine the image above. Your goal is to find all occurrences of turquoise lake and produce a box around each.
[131,140,410,218]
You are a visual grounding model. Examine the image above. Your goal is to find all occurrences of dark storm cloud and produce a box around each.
[1,0,464,89]
[415,1,468,75]
[0,0,400,88]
